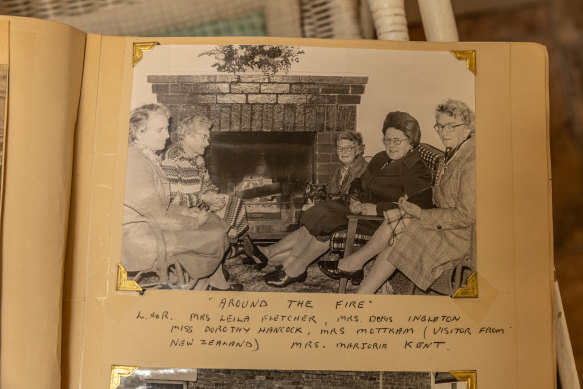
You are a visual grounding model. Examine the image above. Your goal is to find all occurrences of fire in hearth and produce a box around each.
[207,132,316,233]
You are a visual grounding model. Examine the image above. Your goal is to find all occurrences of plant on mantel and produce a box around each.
[199,45,305,78]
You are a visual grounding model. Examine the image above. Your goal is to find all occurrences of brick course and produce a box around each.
[217,94,246,104]
[248,94,277,104]
[278,94,308,104]
[231,83,261,94]
[261,83,290,93]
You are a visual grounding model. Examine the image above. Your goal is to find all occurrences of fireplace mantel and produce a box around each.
[149,73,368,186]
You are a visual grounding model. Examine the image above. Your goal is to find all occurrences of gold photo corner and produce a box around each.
[133,42,159,66]
[117,263,142,292]
[450,50,477,75]
[452,272,478,298]
[110,365,139,389]
[450,370,477,389]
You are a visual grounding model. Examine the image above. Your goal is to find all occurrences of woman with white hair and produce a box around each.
[161,114,252,256]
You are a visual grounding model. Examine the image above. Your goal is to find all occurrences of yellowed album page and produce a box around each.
[0,17,86,389]
[0,22,8,226]
[65,36,553,389]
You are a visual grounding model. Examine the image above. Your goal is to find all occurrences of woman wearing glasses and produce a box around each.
[320,99,475,295]
[258,112,433,288]
[161,114,247,290]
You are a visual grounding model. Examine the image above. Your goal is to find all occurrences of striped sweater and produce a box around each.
[161,143,217,210]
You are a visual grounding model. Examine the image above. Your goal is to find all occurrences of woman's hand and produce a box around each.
[397,195,421,218]
[179,208,210,229]
[197,210,210,226]
[361,203,378,216]
[302,200,315,212]
[208,197,226,212]
[349,198,363,214]
[200,191,216,203]
[201,192,226,211]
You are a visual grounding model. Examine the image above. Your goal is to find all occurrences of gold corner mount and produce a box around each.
[133,42,159,66]
[450,50,477,75]
[450,370,477,389]
[117,264,142,292]
[452,272,478,298]
[110,365,139,389]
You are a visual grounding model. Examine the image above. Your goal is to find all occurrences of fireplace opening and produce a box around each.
[207,132,316,235]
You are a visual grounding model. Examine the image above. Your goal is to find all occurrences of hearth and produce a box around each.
[207,132,315,236]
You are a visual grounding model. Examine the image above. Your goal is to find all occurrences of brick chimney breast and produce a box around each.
[148,73,368,185]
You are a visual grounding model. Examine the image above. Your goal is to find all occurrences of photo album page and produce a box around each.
[0,16,555,389]
[65,36,554,389]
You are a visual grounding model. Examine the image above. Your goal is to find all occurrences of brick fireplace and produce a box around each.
[148,73,368,236]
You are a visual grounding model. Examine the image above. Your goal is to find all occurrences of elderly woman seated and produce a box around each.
[161,115,251,251]
[121,104,241,291]
[250,112,433,288]
[320,99,476,295]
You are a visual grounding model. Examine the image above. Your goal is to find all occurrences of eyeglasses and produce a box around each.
[433,122,466,133]
[336,145,358,153]
[382,137,409,146]
[190,132,210,141]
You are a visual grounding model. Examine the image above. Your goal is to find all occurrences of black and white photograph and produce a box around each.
[121,44,476,296]
[114,366,471,389]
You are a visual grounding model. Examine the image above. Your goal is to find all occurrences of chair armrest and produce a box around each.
[343,214,383,257]
[346,214,384,221]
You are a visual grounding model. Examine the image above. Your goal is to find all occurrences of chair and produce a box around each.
[122,204,191,289]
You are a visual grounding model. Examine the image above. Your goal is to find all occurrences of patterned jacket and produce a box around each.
[388,137,476,291]
[161,143,217,210]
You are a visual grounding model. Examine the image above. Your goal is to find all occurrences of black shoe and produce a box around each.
[318,260,364,285]
[240,254,266,267]
[242,236,269,270]
[264,264,285,277]
[265,266,307,288]
[241,257,256,266]
[225,244,245,259]
[206,283,244,291]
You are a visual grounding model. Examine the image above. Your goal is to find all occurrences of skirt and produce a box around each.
[299,199,382,239]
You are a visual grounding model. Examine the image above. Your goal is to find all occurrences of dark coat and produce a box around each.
[351,149,433,214]
[300,149,433,237]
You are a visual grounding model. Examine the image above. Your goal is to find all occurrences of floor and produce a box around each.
[223,251,358,294]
